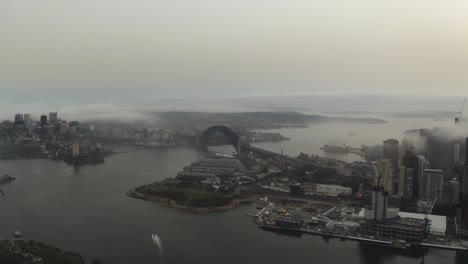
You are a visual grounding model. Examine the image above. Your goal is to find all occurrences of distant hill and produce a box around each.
[155,111,386,129]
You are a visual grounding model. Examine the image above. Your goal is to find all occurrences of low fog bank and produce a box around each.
[0,94,466,123]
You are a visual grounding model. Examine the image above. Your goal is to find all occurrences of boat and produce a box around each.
[151,234,164,256]
[0,174,15,185]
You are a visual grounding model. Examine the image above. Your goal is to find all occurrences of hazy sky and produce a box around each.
[2,0,468,97]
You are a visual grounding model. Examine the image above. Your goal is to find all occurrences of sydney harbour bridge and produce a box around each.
[199,125,309,166]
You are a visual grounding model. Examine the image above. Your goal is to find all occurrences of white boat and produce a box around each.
[152,234,164,256]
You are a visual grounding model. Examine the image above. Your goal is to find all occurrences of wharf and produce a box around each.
[258,224,468,251]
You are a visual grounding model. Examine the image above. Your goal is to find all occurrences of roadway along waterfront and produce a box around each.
[1,148,468,264]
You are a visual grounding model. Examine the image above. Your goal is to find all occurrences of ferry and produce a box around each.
[152,234,164,256]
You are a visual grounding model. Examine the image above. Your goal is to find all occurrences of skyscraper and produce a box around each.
[402,151,419,199]
[398,167,414,199]
[421,169,444,202]
[14,113,25,128]
[376,159,394,194]
[383,139,399,171]
[24,113,32,128]
[40,115,48,128]
[383,139,399,192]
[425,127,458,179]
[417,155,430,199]
[463,138,468,196]
[49,111,58,124]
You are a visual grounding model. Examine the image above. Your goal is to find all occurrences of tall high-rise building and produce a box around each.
[14,113,25,128]
[402,151,420,199]
[421,169,444,202]
[441,180,460,205]
[383,139,399,170]
[425,127,459,179]
[463,137,468,196]
[24,113,32,128]
[383,139,399,192]
[14,113,23,122]
[375,159,394,194]
[398,167,414,200]
[417,155,430,199]
[40,115,48,128]
[49,111,58,124]
[372,187,389,221]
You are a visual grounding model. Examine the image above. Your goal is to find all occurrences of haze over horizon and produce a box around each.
[2,0,468,98]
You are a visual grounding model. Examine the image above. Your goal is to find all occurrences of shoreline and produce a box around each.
[126,188,266,213]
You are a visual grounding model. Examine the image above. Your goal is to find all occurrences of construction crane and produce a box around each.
[455,98,466,124]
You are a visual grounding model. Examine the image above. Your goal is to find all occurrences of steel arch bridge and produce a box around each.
[199,126,242,153]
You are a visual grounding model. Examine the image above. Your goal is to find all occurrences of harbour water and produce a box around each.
[1,115,468,264]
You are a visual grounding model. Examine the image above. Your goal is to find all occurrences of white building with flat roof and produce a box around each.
[398,211,446,235]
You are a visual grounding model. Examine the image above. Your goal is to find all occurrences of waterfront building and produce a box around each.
[421,169,444,202]
[360,216,428,242]
[176,157,243,181]
[375,159,394,194]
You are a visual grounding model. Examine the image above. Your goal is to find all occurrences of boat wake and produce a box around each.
[152,234,164,257]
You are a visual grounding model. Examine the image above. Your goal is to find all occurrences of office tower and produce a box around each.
[402,151,420,199]
[372,186,389,221]
[14,113,23,122]
[376,159,394,194]
[24,113,32,128]
[398,167,414,200]
[441,180,460,205]
[49,111,58,124]
[464,138,468,196]
[417,155,430,198]
[421,169,444,202]
[383,139,399,171]
[40,115,48,128]
[463,197,468,227]
[425,127,458,179]
[383,139,399,192]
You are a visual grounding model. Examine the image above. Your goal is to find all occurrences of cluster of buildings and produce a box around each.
[176,156,244,181]
[368,123,468,238]
[375,130,468,207]
[1,112,109,164]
